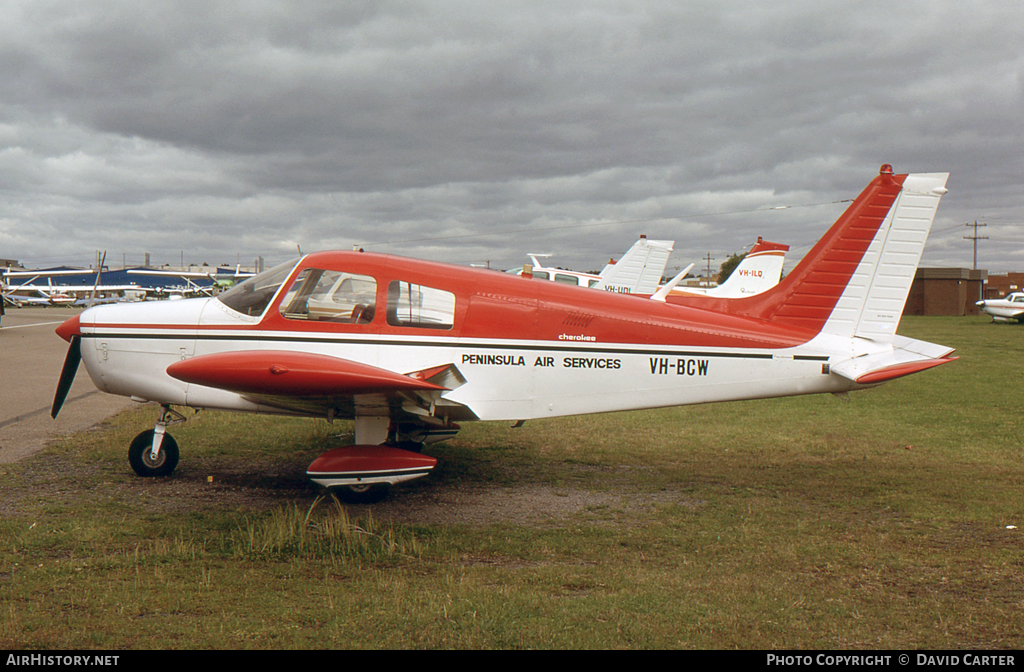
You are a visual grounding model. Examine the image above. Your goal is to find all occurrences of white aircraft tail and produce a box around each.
[674,166,949,346]
[592,237,674,294]
[821,171,949,342]
[692,165,955,384]
[702,238,789,298]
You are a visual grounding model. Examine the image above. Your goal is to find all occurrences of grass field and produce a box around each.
[1,315,1021,649]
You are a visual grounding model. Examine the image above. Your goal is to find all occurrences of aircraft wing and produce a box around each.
[829,335,957,384]
[166,350,476,421]
[2,269,94,278]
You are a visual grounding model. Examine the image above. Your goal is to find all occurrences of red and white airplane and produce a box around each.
[52,165,953,502]
[975,292,1024,323]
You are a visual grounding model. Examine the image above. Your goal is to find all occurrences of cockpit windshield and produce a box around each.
[216,258,299,317]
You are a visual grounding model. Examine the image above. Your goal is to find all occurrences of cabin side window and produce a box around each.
[386,281,455,329]
[279,269,377,323]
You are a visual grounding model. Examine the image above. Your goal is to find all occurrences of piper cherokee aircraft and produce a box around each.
[975,292,1024,323]
[51,165,954,502]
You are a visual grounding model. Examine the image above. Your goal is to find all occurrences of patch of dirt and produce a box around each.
[0,443,701,527]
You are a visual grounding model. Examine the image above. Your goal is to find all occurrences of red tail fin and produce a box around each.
[668,165,908,333]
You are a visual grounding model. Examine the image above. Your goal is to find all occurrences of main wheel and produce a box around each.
[335,483,390,504]
[128,430,180,477]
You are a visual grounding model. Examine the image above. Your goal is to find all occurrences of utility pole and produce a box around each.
[704,252,715,285]
[963,221,988,270]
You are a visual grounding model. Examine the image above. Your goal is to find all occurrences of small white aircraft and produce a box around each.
[515,236,675,295]
[50,165,954,503]
[2,259,139,306]
[668,238,789,299]
[1,271,92,306]
[976,293,1024,323]
[127,266,255,296]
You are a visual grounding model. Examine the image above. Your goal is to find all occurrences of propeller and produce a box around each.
[51,336,82,418]
[51,316,83,419]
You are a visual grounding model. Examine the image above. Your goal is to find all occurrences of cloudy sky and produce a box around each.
[2,0,1022,276]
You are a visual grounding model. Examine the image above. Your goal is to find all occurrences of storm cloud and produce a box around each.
[2,0,1021,274]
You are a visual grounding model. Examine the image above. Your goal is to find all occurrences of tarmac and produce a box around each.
[0,306,134,463]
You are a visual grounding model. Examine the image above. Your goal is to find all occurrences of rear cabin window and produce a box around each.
[386,281,455,329]
[278,269,377,323]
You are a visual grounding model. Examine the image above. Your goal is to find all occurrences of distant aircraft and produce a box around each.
[515,236,675,295]
[1,270,93,305]
[51,165,953,503]
[591,237,675,294]
[127,266,255,296]
[3,262,254,305]
[668,238,789,299]
[976,293,1024,323]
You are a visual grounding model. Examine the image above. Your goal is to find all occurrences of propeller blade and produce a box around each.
[51,335,82,418]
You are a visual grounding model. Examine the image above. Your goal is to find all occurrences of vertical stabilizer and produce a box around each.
[702,238,789,298]
[670,166,949,341]
[835,172,949,342]
[593,237,674,294]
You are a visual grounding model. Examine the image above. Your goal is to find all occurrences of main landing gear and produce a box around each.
[128,405,185,477]
[123,407,458,504]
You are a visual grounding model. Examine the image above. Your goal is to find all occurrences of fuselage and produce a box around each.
[72,251,881,423]
[976,293,1024,322]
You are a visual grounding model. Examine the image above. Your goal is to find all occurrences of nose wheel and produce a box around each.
[128,429,180,477]
[127,405,185,477]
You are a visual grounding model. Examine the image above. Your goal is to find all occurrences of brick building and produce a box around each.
[982,272,1024,300]
[905,268,987,316]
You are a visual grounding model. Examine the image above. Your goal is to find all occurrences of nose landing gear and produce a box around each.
[127,405,185,477]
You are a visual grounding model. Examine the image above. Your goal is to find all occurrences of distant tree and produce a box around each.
[718,252,746,283]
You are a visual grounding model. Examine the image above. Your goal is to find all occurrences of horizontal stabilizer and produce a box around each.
[829,335,956,384]
[167,350,448,396]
